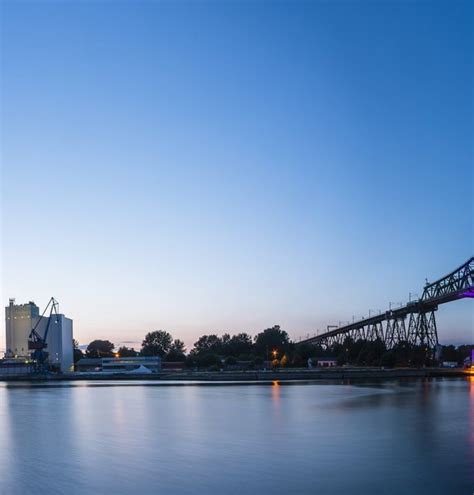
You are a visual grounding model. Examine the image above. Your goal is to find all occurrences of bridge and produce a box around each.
[300,257,474,349]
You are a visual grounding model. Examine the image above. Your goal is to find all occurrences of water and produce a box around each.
[0,378,472,495]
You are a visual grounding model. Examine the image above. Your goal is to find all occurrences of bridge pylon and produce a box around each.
[407,310,438,348]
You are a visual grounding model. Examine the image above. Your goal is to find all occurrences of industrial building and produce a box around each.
[5,298,74,372]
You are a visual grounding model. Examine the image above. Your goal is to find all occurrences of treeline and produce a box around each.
[74,326,473,369]
[299,338,473,368]
[74,325,294,368]
[438,344,472,366]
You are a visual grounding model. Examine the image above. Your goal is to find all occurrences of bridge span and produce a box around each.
[300,257,474,349]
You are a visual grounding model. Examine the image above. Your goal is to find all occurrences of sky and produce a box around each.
[1,0,472,352]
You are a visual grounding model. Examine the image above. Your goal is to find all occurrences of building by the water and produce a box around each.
[4,299,73,372]
[76,356,161,373]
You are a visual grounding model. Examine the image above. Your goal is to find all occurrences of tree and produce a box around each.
[191,335,222,356]
[380,351,396,368]
[73,339,84,363]
[254,325,290,358]
[222,333,253,357]
[391,341,412,366]
[297,343,317,360]
[457,345,474,364]
[141,330,172,357]
[411,345,431,367]
[118,346,138,357]
[85,340,115,358]
[441,345,458,362]
[195,353,222,368]
[165,339,186,362]
[359,339,386,366]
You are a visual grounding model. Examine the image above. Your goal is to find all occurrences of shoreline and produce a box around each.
[0,367,470,383]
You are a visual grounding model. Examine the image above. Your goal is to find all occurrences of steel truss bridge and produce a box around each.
[300,257,474,350]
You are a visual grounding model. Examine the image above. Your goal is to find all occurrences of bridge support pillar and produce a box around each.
[407,310,438,348]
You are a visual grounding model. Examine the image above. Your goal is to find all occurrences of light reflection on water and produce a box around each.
[0,378,472,495]
[470,376,474,456]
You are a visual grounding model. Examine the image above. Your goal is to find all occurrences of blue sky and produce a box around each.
[1,0,472,351]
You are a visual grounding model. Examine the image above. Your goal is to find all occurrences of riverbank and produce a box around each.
[0,367,470,382]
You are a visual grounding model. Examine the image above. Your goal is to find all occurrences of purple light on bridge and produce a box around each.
[461,289,474,298]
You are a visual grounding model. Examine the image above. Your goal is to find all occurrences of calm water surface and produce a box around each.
[0,378,472,494]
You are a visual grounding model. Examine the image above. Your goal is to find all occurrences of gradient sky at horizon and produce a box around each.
[1,0,472,352]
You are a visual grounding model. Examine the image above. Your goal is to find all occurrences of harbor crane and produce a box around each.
[28,297,59,371]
